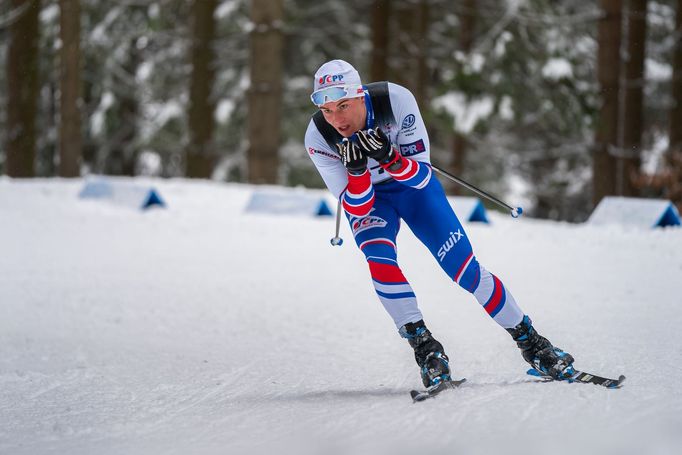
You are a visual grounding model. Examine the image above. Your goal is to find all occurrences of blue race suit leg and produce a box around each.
[396,176,524,329]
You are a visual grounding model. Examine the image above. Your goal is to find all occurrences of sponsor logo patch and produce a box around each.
[399,139,426,157]
[308,147,340,160]
[318,74,344,86]
[352,215,387,234]
[402,114,416,129]
[437,229,465,262]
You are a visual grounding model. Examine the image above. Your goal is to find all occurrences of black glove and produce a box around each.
[336,138,367,175]
[355,128,396,164]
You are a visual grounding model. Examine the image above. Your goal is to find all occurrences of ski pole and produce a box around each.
[330,199,344,246]
[431,165,523,218]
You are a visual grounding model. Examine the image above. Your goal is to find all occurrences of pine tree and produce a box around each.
[5,0,41,177]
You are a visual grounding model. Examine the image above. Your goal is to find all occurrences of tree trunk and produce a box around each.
[449,133,467,195]
[593,0,623,206]
[459,0,476,52]
[667,0,682,209]
[672,0,682,152]
[58,0,82,177]
[415,0,430,107]
[617,0,647,196]
[5,0,41,177]
[186,0,217,179]
[394,0,429,109]
[449,0,476,195]
[247,0,284,184]
[370,0,390,82]
[394,1,414,90]
[38,81,57,176]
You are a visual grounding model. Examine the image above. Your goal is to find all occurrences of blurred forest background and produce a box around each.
[1,0,681,221]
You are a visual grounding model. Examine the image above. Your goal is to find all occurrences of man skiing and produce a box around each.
[304,59,575,391]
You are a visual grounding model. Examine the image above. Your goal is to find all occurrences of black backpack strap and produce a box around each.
[312,110,343,151]
[311,81,395,148]
[365,81,395,128]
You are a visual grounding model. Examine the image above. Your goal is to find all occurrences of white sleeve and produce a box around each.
[388,82,431,164]
[304,120,348,199]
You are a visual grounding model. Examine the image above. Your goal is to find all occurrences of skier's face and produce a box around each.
[319,98,367,137]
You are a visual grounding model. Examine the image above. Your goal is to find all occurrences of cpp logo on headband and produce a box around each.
[318,74,344,86]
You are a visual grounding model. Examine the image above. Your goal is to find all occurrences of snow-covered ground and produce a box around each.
[1,177,681,455]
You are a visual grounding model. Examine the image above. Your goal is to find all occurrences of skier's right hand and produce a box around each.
[336,138,367,175]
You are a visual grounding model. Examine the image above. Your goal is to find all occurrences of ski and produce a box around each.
[410,378,466,402]
[527,368,625,388]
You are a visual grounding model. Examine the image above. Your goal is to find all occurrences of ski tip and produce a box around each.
[593,373,626,389]
[610,375,626,388]
[410,390,431,402]
[409,378,467,403]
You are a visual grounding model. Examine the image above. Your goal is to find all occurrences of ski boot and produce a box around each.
[507,315,575,380]
[400,320,451,387]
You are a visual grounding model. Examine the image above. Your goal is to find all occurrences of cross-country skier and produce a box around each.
[304,59,575,389]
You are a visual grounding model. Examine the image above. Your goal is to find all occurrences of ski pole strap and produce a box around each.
[431,165,523,218]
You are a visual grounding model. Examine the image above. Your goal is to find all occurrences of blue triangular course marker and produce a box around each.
[143,188,166,209]
[449,196,490,223]
[469,200,489,223]
[316,200,333,216]
[656,203,681,227]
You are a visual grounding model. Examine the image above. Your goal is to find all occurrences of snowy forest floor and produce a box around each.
[1,177,681,455]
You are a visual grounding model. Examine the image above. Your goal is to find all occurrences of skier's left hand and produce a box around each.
[355,128,396,164]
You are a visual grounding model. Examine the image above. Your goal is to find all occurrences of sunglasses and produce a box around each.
[310,85,364,106]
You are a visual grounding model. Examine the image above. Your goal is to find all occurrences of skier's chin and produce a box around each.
[336,126,356,137]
